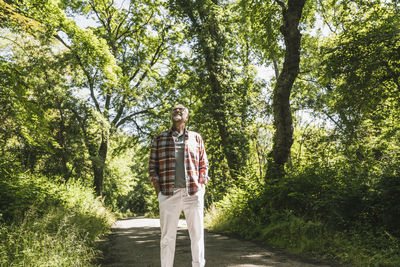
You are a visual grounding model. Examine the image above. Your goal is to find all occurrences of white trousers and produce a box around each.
[159,187,205,267]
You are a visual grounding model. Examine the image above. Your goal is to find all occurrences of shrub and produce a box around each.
[0,174,114,266]
[205,162,400,266]
[0,208,100,266]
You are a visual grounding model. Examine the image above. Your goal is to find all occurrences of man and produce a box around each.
[149,104,209,267]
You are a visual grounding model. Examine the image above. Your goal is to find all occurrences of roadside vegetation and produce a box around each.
[206,167,400,266]
[206,131,400,266]
[0,172,114,266]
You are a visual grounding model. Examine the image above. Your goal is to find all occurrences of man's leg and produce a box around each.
[183,188,205,267]
[159,189,183,267]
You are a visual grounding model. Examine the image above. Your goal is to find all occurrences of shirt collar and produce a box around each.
[169,127,188,137]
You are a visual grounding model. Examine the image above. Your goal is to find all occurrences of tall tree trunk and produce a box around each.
[202,46,236,172]
[174,0,247,176]
[266,0,306,180]
[93,135,108,197]
[72,107,109,197]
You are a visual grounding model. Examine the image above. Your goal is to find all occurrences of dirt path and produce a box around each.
[98,217,334,267]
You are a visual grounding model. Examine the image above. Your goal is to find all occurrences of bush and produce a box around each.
[0,174,63,221]
[0,174,114,266]
[271,164,371,230]
[374,173,400,237]
[205,162,400,266]
[205,185,265,239]
[0,208,100,266]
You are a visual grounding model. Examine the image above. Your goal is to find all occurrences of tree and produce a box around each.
[317,1,400,132]
[242,0,307,179]
[265,0,306,179]
[4,0,179,196]
[0,31,94,180]
[170,0,258,181]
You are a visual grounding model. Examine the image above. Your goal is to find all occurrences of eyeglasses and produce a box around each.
[172,107,185,112]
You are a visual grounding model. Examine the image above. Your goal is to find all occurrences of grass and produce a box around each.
[0,208,100,266]
[205,189,400,267]
[0,175,115,266]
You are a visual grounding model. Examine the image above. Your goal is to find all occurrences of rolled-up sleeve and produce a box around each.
[198,137,209,184]
[149,136,159,182]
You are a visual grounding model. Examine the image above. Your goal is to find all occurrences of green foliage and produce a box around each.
[0,173,114,266]
[2,1,400,265]
[259,212,329,255]
[258,212,400,266]
[206,164,400,265]
[374,174,400,237]
[0,174,61,221]
[205,164,266,237]
[0,32,92,181]
[0,173,114,225]
[303,1,400,134]
[2,0,183,197]
[272,165,372,229]
[206,137,400,266]
[103,139,158,216]
[0,208,101,266]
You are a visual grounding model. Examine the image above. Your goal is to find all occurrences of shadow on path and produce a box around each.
[98,217,334,267]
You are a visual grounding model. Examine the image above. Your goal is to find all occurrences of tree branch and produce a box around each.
[53,34,102,113]
[89,0,108,31]
[111,94,127,125]
[113,5,130,40]
[275,0,286,12]
[317,0,336,34]
[115,109,151,128]
[129,29,166,85]
[129,67,141,82]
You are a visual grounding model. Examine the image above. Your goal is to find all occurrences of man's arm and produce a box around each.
[149,136,160,196]
[198,136,209,185]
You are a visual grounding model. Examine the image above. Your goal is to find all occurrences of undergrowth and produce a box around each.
[205,164,400,267]
[0,174,115,266]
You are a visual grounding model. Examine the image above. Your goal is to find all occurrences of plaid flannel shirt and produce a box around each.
[149,128,209,196]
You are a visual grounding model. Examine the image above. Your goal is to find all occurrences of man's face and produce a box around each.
[171,104,188,122]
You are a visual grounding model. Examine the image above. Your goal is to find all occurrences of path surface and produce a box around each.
[98,217,334,267]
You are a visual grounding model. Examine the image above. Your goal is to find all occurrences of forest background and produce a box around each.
[0,0,399,266]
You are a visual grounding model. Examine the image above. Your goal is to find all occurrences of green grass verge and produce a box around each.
[205,189,400,267]
[0,174,115,266]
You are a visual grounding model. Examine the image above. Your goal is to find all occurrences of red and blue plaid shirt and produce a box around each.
[149,128,209,196]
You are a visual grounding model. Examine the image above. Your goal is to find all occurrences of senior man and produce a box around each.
[149,104,209,267]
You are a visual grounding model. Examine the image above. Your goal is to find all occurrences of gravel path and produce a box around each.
[98,217,335,267]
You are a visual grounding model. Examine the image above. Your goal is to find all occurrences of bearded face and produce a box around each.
[171,105,188,122]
